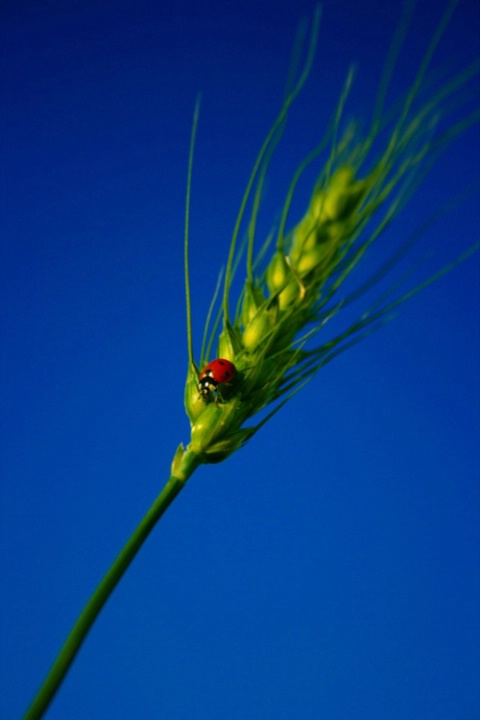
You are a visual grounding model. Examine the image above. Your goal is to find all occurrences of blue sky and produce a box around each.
[1,1,479,718]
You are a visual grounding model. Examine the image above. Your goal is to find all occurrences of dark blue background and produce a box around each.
[1,1,479,718]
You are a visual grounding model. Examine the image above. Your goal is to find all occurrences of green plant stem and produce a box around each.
[24,474,189,720]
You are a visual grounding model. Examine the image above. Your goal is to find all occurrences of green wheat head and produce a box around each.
[173,2,479,479]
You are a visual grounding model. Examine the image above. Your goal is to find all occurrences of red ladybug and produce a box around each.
[197,358,237,399]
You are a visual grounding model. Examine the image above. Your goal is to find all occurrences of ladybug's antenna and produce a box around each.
[184,96,201,368]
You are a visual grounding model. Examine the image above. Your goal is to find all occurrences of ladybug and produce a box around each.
[197,358,237,399]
